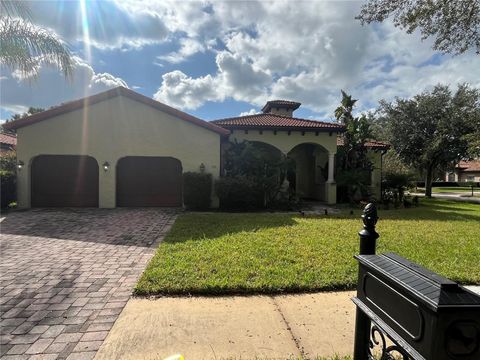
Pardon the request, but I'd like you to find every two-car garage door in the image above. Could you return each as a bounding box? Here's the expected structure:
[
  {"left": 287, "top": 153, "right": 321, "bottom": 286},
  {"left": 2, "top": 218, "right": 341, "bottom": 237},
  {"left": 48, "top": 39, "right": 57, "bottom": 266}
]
[
  {"left": 116, "top": 157, "right": 182, "bottom": 207},
  {"left": 31, "top": 155, "right": 182, "bottom": 207},
  {"left": 31, "top": 155, "right": 99, "bottom": 207}
]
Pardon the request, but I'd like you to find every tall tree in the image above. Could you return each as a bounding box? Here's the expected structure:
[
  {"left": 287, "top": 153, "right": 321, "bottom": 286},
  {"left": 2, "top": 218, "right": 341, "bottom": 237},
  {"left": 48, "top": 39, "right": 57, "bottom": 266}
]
[
  {"left": 356, "top": 0, "right": 480, "bottom": 55},
  {"left": 0, "top": 0, "right": 73, "bottom": 78},
  {"left": 378, "top": 84, "right": 480, "bottom": 197},
  {"left": 1, "top": 107, "right": 45, "bottom": 134},
  {"left": 335, "top": 91, "right": 373, "bottom": 202}
]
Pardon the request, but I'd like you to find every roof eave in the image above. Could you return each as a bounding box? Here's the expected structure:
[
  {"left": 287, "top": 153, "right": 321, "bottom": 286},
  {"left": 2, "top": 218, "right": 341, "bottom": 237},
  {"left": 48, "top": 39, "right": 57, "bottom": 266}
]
[
  {"left": 217, "top": 124, "right": 346, "bottom": 132},
  {"left": 3, "top": 87, "right": 230, "bottom": 136}
]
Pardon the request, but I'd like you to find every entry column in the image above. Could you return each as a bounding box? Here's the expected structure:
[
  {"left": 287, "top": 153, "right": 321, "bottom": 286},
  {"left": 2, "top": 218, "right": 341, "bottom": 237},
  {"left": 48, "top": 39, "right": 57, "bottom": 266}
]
[{"left": 325, "top": 152, "right": 336, "bottom": 204}]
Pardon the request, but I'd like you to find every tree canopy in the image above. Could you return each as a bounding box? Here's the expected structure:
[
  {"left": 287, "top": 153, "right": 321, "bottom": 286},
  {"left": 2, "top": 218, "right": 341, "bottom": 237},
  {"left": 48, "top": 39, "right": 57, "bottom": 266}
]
[
  {"left": 377, "top": 83, "right": 480, "bottom": 196},
  {"left": 356, "top": 0, "right": 480, "bottom": 55}
]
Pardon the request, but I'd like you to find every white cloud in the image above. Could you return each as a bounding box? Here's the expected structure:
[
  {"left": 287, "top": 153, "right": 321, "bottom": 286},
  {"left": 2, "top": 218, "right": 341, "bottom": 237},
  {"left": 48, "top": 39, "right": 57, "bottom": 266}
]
[
  {"left": 7, "top": 1, "right": 480, "bottom": 117},
  {"left": 0, "top": 57, "right": 127, "bottom": 113},
  {"left": 26, "top": 0, "right": 169, "bottom": 50},
  {"left": 153, "top": 70, "right": 220, "bottom": 110},
  {"left": 157, "top": 38, "right": 205, "bottom": 64},
  {"left": 239, "top": 108, "right": 259, "bottom": 116},
  {"left": 149, "top": 1, "right": 480, "bottom": 115}
]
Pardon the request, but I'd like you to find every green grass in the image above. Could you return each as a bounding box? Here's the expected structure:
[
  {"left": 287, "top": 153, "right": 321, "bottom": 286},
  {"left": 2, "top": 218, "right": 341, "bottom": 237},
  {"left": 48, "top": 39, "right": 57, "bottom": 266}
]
[{"left": 135, "top": 199, "right": 480, "bottom": 296}]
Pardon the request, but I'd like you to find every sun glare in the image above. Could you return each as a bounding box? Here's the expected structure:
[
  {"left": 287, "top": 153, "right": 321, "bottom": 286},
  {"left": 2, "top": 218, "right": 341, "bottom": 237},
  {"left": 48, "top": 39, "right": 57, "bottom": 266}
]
[{"left": 79, "top": 0, "right": 92, "bottom": 66}]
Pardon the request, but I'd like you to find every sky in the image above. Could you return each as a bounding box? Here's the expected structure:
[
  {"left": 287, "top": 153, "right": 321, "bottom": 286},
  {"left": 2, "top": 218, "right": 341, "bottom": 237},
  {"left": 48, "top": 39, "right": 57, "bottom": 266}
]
[{"left": 1, "top": 0, "right": 480, "bottom": 123}]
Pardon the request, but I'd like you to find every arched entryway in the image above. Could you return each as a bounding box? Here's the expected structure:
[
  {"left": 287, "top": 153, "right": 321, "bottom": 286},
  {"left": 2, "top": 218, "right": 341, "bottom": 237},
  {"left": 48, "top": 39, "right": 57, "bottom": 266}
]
[
  {"left": 116, "top": 156, "right": 182, "bottom": 207},
  {"left": 31, "top": 155, "right": 99, "bottom": 207},
  {"left": 287, "top": 143, "right": 330, "bottom": 201}
]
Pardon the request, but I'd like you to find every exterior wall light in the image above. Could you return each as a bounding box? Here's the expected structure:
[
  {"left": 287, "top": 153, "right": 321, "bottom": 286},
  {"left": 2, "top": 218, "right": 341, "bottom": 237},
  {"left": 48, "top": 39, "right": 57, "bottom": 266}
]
[
  {"left": 103, "top": 161, "right": 110, "bottom": 172},
  {"left": 199, "top": 163, "right": 206, "bottom": 173},
  {"left": 17, "top": 160, "right": 24, "bottom": 170}
]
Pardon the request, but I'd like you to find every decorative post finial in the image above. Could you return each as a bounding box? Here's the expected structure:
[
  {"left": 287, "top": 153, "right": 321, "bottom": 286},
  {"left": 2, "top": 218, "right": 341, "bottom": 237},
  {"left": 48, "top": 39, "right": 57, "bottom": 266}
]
[
  {"left": 358, "top": 203, "right": 379, "bottom": 256},
  {"left": 362, "top": 203, "right": 378, "bottom": 230}
]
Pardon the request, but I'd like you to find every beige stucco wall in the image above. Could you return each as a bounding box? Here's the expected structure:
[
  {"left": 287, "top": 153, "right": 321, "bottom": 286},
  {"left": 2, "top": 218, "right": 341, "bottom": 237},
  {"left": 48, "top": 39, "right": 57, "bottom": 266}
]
[
  {"left": 229, "top": 129, "right": 338, "bottom": 155},
  {"left": 15, "top": 95, "right": 221, "bottom": 208},
  {"left": 457, "top": 172, "right": 480, "bottom": 182}
]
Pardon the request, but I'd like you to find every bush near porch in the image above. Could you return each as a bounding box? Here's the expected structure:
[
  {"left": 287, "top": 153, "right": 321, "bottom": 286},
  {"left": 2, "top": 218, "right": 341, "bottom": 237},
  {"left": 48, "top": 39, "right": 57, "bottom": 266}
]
[{"left": 135, "top": 199, "right": 480, "bottom": 295}]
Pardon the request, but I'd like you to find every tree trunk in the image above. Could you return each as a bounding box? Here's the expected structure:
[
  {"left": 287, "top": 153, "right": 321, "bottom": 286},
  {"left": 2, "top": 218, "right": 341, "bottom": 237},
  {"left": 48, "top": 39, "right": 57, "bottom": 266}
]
[{"left": 425, "top": 166, "right": 433, "bottom": 198}]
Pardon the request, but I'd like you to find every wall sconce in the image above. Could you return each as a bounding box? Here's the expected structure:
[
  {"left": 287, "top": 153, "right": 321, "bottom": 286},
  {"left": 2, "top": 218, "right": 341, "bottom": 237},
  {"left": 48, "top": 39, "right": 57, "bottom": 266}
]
[
  {"left": 17, "top": 160, "right": 24, "bottom": 170},
  {"left": 199, "top": 163, "right": 206, "bottom": 173},
  {"left": 103, "top": 161, "right": 110, "bottom": 172}
]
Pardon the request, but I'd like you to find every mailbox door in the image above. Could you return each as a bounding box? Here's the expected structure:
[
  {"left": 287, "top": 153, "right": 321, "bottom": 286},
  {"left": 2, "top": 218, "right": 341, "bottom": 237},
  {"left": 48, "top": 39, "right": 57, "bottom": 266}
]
[{"left": 434, "top": 308, "right": 480, "bottom": 360}]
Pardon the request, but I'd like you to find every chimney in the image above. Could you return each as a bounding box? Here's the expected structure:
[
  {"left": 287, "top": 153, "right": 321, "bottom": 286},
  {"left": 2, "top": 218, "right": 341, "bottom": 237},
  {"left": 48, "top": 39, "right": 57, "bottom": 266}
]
[{"left": 261, "top": 100, "right": 301, "bottom": 117}]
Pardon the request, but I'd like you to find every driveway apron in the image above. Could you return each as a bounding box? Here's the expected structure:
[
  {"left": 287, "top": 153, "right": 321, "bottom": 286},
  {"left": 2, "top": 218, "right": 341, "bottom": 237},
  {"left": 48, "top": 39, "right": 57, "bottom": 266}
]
[{"left": 0, "top": 208, "right": 176, "bottom": 360}]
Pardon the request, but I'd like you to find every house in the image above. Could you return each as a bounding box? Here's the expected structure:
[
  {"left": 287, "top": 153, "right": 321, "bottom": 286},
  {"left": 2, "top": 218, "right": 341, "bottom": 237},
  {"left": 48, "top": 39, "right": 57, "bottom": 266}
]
[
  {"left": 4, "top": 87, "right": 386, "bottom": 208},
  {"left": 0, "top": 132, "right": 17, "bottom": 153},
  {"left": 445, "top": 160, "right": 480, "bottom": 182}
]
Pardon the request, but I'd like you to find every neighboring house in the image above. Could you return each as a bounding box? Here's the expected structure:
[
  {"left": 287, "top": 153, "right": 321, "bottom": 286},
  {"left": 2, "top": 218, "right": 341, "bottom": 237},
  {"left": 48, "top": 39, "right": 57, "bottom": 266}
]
[
  {"left": 0, "top": 132, "right": 17, "bottom": 152},
  {"left": 4, "top": 87, "right": 386, "bottom": 208},
  {"left": 445, "top": 160, "right": 480, "bottom": 182}
]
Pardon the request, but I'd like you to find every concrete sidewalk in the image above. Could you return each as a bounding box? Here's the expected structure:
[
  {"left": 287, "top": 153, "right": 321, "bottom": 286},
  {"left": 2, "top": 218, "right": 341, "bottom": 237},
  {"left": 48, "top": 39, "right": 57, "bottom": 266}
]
[
  {"left": 95, "top": 287, "right": 480, "bottom": 360},
  {"left": 95, "top": 291, "right": 356, "bottom": 360},
  {"left": 410, "top": 192, "right": 480, "bottom": 203}
]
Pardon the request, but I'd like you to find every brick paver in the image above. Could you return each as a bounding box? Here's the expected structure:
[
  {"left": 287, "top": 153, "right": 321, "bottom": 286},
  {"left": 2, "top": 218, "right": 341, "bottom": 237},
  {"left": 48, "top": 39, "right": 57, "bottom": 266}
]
[{"left": 0, "top": 208, "right": 176, "bottom": 359}]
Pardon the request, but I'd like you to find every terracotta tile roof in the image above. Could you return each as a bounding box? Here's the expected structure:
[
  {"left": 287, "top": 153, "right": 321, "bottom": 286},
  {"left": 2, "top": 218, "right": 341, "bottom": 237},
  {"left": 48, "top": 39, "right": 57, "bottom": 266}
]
[
  {"left": 3, "top": 87, "right": 230, "bottom": 136},
  {"left": 261, "top": 100, "right": 301, "bottom": 113},
  {"left": 337, "top": 137, "right": 390, "bottom": 149},
  {"left": 0, "top": 133, "right": 17, "bottom": 146},
  {"left": 212, "top": 113, "right": 345, "bottom": 132},
  {"left": 456, "top": 160, "right": 480, "bottom": 172}
]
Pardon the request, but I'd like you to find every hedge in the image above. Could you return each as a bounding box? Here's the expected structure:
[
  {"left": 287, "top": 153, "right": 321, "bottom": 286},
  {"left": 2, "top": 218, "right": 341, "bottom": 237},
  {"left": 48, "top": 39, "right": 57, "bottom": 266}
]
[{"left": 183, "top": 172, "right": 212, "bottom": 210}]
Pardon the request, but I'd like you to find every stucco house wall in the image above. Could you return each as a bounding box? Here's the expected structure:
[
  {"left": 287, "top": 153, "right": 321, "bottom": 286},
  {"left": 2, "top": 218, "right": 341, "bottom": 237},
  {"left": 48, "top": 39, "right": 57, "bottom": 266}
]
[
  {"left": 229, "top": 129, "right": 337, "bottom": 154},
  {"left": 15, "top": 94, "right": 221, "bottom": 208}
]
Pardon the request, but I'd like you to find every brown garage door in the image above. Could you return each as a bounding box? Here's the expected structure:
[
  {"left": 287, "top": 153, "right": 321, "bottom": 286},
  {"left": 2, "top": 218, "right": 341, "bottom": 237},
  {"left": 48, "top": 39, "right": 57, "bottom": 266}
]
[
  {"left": 116, "top": 156, "right": 182, "bottom": 207},
  {"left": 31, "top": 155, "right": 99, "bottom": 207}
]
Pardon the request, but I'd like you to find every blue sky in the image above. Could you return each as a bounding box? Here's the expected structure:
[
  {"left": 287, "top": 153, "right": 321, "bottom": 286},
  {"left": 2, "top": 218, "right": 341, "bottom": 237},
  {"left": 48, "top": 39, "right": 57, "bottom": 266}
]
[{"left": 1, "top": 0, "right": 479, "bottom": 123}]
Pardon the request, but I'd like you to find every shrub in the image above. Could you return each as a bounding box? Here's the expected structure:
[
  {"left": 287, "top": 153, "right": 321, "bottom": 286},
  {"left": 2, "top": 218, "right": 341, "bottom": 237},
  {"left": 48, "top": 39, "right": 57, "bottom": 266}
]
[
  {"left": 183, "top": 172, "right": 212, "bottom": 210},
  {"left": 0, "top": 151, "right": 16, "bottom": 209},
  {"left": 382, "top": 171, "right": 414, "bottom": 209},
  {"left": 1, "top": 171, "right": 16, "bottom": 209},
  {"left": 215, "top": 176, "right": 263, "bottom": 210}
]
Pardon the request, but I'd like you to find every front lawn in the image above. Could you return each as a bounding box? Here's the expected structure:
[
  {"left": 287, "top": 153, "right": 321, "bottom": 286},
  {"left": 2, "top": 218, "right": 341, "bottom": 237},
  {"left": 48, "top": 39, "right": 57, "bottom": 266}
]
[{"left": 135, "top": 199, "right": 480, "bottom": 295}]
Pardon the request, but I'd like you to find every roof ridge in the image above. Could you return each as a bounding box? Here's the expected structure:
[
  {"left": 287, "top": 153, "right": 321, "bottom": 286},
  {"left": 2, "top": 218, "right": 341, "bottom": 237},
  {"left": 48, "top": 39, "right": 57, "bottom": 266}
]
[
  {"left": 213, "top": 112, "right": 339, "bottom": 126},
  {"left": 4, "top": 87, "right": 229, "bottom": 136}
]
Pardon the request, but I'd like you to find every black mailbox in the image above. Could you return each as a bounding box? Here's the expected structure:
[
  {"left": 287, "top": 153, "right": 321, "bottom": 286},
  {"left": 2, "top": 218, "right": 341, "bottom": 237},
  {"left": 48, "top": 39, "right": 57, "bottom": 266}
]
[{"left": 353, "top": 252, "right": 480, "bottom": 360}]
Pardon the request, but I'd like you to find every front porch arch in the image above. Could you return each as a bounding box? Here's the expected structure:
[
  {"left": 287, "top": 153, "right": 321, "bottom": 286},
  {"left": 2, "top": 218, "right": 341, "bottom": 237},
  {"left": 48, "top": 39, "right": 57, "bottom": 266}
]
[
  {"left": 229, "top": 129, "right": 338, "bottom": 155},
  {"left": 287, "top": 143, "right": 336, "bottom": 204}
]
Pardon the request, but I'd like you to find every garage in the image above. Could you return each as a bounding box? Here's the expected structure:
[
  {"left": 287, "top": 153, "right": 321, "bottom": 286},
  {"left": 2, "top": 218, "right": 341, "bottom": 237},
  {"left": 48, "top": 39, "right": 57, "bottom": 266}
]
[
  {"left": 5, "top": 87, "right": 226, "bottom": 208},
  {"left": 116, "top": 156, "right": 183, "bottom": 207},
  {"left": 31, "top": 155, "right": 99, "bottom": 207}
]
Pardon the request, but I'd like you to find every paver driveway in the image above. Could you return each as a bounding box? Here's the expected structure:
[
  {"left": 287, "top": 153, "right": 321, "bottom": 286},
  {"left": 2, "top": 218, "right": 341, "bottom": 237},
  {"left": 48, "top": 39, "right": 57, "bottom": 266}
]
[{"left": 0, "top": 208, "right": 177, "bottom": 360}]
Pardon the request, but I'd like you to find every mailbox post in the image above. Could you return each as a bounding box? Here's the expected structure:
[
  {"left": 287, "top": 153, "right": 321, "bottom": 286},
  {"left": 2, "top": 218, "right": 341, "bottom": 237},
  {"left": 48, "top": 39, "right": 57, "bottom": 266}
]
[
  {"left": 353, "top": 203, "right": 379, "bottom": 360},
  {"left": 352, "top": 203, "right": 480, "bottom": 360}
]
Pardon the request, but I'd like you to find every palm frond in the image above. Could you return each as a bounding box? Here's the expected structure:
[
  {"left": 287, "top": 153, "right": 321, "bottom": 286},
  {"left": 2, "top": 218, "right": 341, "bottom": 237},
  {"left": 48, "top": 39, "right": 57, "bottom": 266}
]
[
  {"left": 0, "top": 18, "right": 73, "bottom": 79},
  {"left": 0, "top": 0, "right": 32, "bottom": 20}
]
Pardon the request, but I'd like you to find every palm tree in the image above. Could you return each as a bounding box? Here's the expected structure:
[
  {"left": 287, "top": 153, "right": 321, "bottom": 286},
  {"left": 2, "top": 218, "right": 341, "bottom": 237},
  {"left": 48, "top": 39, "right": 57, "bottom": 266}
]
[{"left": 0, "top": 0, "right": 73, "bottom": 78}]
